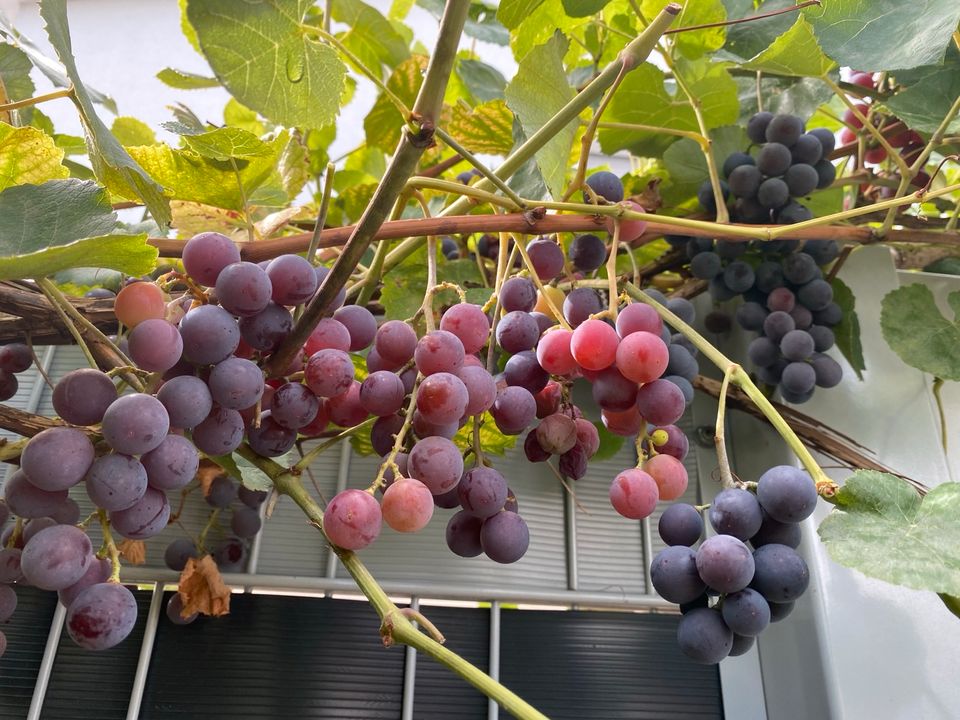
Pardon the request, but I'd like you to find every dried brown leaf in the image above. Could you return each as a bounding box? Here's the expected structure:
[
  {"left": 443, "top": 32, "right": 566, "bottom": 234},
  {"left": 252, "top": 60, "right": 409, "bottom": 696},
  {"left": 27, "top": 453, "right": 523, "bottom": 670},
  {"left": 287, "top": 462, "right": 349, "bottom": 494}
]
[
  {"left": 178, "top": 554, "right": 231, "bottom": 617},
  {"left": 118, "top": 539, "right": 146, "bottom": 565},
  {"left": 196, "top": 459, "right": 224, "bottom": 497}
]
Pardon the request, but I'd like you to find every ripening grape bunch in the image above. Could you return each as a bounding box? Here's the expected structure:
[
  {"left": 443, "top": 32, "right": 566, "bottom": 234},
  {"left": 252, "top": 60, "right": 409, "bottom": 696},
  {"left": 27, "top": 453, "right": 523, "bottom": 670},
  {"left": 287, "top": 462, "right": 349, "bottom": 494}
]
[
  {"left": 682, "top": 234, "right": 844, "bottom": 403},
  {"left": 652, "top": 465, "right": 816, "bottom": 664},
  {"left": 699, "top": 111, "right": 836, "bottom": 225}
]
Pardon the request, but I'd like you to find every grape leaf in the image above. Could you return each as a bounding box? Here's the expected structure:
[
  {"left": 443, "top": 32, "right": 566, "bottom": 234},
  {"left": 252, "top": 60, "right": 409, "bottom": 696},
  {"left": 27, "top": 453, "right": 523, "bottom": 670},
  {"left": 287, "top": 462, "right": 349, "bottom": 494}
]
[
  {"left": 106, "top": 132, "right": 294, "bottom": 212},
  {"left": 332, "top": 0, "right": 410, "bottom": 71},
  {"left": 454, "top": 412, "right": 518, "bottom": 457},
  {"left": 923, "top": 257, "right": 960, "bottom": 276},
  {"left": 110, "top": 117, "right": 157, "bottom": 147},
  {"left": 803, "top": 0, "right": 960, "bottom": 71},
  {"left": 456, "top": 58, "right": 507, "bottom": 103},
  {"left": 562, "top": 0, "right": 610, "bottom": 18},
  {"left": 0, "top": 231, "right": 155, "bottom": 280},
  {"left": 156, "top": 67, "right": 220, "bottom": 89},
  {"left": 447, "top": 100, "right": 514, "bottom": 156},
  {"left": 0, "top": 122, "right": 68, "bottom": 191},
  {"left": 742, "top": 16, "right": 835, "bottom": 77},
  {"left": 417, "top": 0, "right": 509, "bottom": 46},
  {"left": 186, "top": 0, "right": 346, "bottom": 129},
  {"left": 884, "top": 48, "right": 960, "bottom": 135},
  {"left": 591, "top": 420, "right": 625, "bottom": 462},
  {"left": 721, "top": 0, "right": 797, "bottom": 61},
  {"left": 364, "top": 54, "right": 428, "bottom": 152},
  {"left": 504, "top": 33, "right": 576, "bottom": 201},
  {"left": 818, "top": 471, "right": 960, "bottom": 597},
  {"left": 661, "top": 125, "right": 748, "bottom": 208},
  {"left": 880, "top": 283, "right": 960, "bottom": 382},
  {"left": 223, "top": 99, "right": 266, "bottom": 136},
  {"left": 39, "top": 0, "right": 171, "bottom": 228},
  {"left": 599, "top": 60, "right": 739, "bottom": 158},
  {"left": 830, "top": 277, "right": 865, "bottom": 382},
  {"left": 0, "top": 43, "right": 35, "bottom": 108},
  {"left": 642, "top": 0, "right": 726, "bottom": 60},
  {"left": 182, "top": 127, "right": 272, "bottom": 161},
  {"left": 736, "top": 75, "right": 834, "bottom": 124},
  {"left": 497, "top": 0, "right": 546, "bottom": 29},
  {"left": 508, "top": 0, "right": 588, "bottom": 61}
]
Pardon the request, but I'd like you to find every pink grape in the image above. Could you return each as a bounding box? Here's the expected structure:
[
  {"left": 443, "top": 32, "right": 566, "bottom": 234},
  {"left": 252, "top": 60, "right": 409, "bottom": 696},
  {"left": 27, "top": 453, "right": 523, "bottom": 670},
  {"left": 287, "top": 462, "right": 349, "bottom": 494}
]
[
  {"left": 325, "top": 381, "right": 368, "bottom": 427},
  {"left": 457, "top": 365, "right": 497, "bottom": 416},
  {"left": 375, "top": 320, "right": 418, "bottom": 365},
  {"left": 616, "top": 302, "right": 662, "bottom": 338},
  {"left": 323, "top": 489, "right": 382, "bottom": 550},
  {"left": 536, "top": 329, "right": 578, "bottom": 375},
  {"left": 305, "top": 349, "right": 355, "bottom": 398},
  {"left": 382, "top": 478, "right": 434, "bottom": 532},
  {"left": 601, "top": 405, "right": 643, "bottom": 437},
  {"left": 416, "top": 372, "right": 468, "bottom": 425},
  {"left": 644, "top": 453, "right": 689, "bottom": 500},
  {"left": 408, "top": 436, "right": 463, "bottom": 494},
  {"left": 609, "top": 469, "right": 659, "bottom": 519},
  {"left": 570, "top": 319, "right": 618, "bottom": 371},
  {"left": 616, "top": 331, "right": 669, "bottom": 383},
  {"left": 575, "top": 419, "right": 600, "bottom": 458},
  {"left": 439, "top": 303, "right": 490, "bottom": 354},
  {"left": 304, "top": 318, "right": 351, "bottom": 356},
  {"left": 415, "top": 330, "right": 465, "bottom": 375},
  {"left": 182, "top": 231, "right": 240, "bottom": 286}
]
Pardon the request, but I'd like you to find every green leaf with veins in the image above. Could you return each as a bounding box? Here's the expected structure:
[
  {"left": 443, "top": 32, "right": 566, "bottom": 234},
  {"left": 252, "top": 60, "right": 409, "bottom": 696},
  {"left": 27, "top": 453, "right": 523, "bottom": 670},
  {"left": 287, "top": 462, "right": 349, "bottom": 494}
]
[
  {"left": 186, "top": 0, "right": 346, "bottom": 130},
  {"left": 721, "top": 0, "right": 797, "bottom": 62},
  {"left": 881, "top": 283, "right": 960, "bottom": 382},
  {"left": 831, "top": 277, "right": 865, "bottom": 381},
  {"left": 819, "top": 472, "right": 960, "bottom": 597},
  {"left": 105, "top": 132, "right": 294, "bottom": 212},
  {"left": 803, "top": 0, "right": 960, "bottom": 71},
  {"left": 660, "top": 125, "right": 747, "bottom": 208},
  {"left": 642, "top": 0, "right": 726, "bottom": 60},
  {"left": 39, "top": 0, "right": 171, "bottom": 227},
  {"left": 0, "top": 43, "right": 36, "bottom": 104},
  {"left": 497, "top": 0, "right": 546, "bottom": 29},
  {"left": 0, "top": 122, "right": 68, "bottom": 191},
  {"left": 505, "top": 33, "right": 576, "bottom": 200},
  {"left": 223, "top": 99, "right": 267, "bottom": 136},
  {"left": 332, "top": 0, "right": 410, "bottom": 71},
  {"left": 508, "top": 0, "right": 587, "bottom": 62},
  {"left": 0, "top": 179, "right": 117, "bottom": 256},
  {"left": 183, "top": 127, "right": 272, "bottom": 161},
  {"left": 884, "top": 48, "right": 960, "bottom": 135},
  {"left": 110, "top": 117, "right": 157, "bottom": 147},
  {"left": 742, "top": 16, "right": 835, "bottom": 77},
  {"left": 0, "top": 233, "right": 156, "bottom": 280},
  {"left": 364, "top": 54, "right": 428, "bottom": 152},
  {"left": 156, "top": 67, "right": 220, "bottom": 90},
  {"left": 457, "top": 58, "right": 507, "bottom": 103},
  {"left": 599, "top": 60, "right": 739, "bottom": 158},
  {"left": 447, "top": 100, "right": 515, "bottom": 156}
]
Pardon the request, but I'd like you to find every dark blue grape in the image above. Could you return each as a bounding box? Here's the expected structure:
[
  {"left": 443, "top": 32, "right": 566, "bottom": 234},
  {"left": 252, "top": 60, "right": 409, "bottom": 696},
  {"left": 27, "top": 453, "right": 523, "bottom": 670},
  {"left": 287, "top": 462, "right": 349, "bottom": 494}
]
[
  {"left": 755, "top": 261, "right": 785, "bottom": 293},
  {"left": 814, "top": 159, "right": 836, "bottom": 189},
  {"left": 736, "top": 302, "right": 768, "bottom": 332},
  {"left": 811, "top": 352, "right": 843, "bottom": 388},
  {"left": 781, "top": 362, "right": 816, "bottom": 395},
  {"left": 780, "top": 330, "right": 814, "bottom": 361},
  {"left": 747, "top": 112, "right": 774, "bottom": 144},
  {"left": 758, "top": 178, "right": 790, "bottom": 209},
  {"left": 723, "top": 261, "right": 755, "bottom": 293},
  {"left": 750, "top": 510, "right": 801, "bottom": 549},
  {"left": 756, "top": 465, "right": 817, "bottom": 523},
  {"left": 584, "top": 171, "right": 624, "bottom": 203},
  {"left": 722, "top": 588, "right": 770, "bottom": 636},
  {"left": 666, "top": 297, "right": 696, "bottom": 326},
  {"left": 666, "top": 344, "right": 698, "bottom": 381},
  {"left": 658, "top": 504, "right": 703, "bottom": 547},
  {"left": 785, "top": 164, "right": 818, "bottom": 196},
  {"left": 650, "top": 546, "right": 706, "bottom": 603},
  {"left": 808, "top": 127, "right": 835, "bottom": 155},
  {"left": 697, "top": 180, "right": 729, "bottom": 214},
  {"left": 809, "top": 325, "right": 835, "bottom": 352},
  {"left": 776, "top": 202, "right": 813, "bottom": 224},
  {"left": 677, "top": 608, "right": 733, "bottom": 664},
  {"left": 716, "top": 240, "right": 747, "bottom": 260},
  {"left": 757, "top": 143, "right": 792, "bottom": 176},
  {"left": 690, "top": 251, "right": 722, "bottom": 279},
  {"left": 813, "top": 303, "right": 843, "bottom": 326},
  {"left": 569, "top": 234, "right": 607, "bottom": 272},
  {"left": 763, "top": 311, "right": 796, "bottom": 343},
  {"left": 722, "top": 152, "right": 755, "bottom": 178},
  {"left": 802, "top": 240, "right": 840, "bottom": 266},
  {"left": 765, "top": 115, "right": 804, "bottom": 146},
  {"left": 791, "top": 134, "right": 823, "bottom": 165},
  {"left": 709, "top": 488, "right": 763, "bottom": 541},
  {"left": 750, "top": 543, "right": 809, "bottom": 603},
  {"left": 728, "top": 165, "right": 762, "bottom": 199},
  {"left": 797, "top": 279, "right": 833, "bottom": 311}
]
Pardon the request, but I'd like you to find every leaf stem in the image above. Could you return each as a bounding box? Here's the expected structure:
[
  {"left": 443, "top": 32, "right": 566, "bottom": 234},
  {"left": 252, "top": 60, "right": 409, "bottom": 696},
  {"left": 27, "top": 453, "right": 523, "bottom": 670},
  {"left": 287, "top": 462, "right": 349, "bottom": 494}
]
[
  {"left": 663, "top": 0, "right": 820, "bottom": 34},
  {"left": 0, "top": 85, "right": 73, "bottom": 112},
  {"left": 623, "top": 282, "right": 838, "bottom": 497},
  {"left": 307, "top": 163, "right": 336, "bottom": 265},
  {"left": 97, "top": 509, "right": 122, "bottom": 583},
  {"left": 932, "top": 377, "right": 948, "bottom": 453},
  {"left": 593, "top": 120, "right": 707, "bottom": 147},
  {"left": 37, "top": 277, "right": 98, "bottom": 369},
  {"left": 715, "top": 365, "right": 736, "bottom": 489},
  {"left": 433, "top": 127, "right": 527, "bottom": 209},
  {"left": 263, "top": 0, "right": 470, "bottom": 378},
  {"left": 293, "top": 417, "right": 377, "bottom": 473}
]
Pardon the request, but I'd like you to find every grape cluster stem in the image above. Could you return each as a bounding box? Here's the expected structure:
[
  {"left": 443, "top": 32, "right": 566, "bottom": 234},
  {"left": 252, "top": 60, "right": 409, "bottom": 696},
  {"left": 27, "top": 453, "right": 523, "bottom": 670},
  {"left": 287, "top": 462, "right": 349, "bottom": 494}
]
[{"left": 96, "top": 509, "right": 122, "bottom": 583}]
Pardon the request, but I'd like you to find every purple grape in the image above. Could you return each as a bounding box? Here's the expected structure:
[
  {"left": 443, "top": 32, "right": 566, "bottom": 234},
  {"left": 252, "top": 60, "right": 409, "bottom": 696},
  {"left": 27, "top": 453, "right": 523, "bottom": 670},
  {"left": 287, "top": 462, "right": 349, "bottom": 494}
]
[
  {"left": 59, "top": 557, "right": 112, "bottom": 608},
  {"left": 157, "top": 375, "right": 213, "bottom": 430},
  {"left": 458, "top": 365, "right": 497, "bottom": 416},
  {"left": 231, "top": 506, "right": 262, "bottom": 538},
  {"left": 756, "top": 465, "right": 817, "bottom": 522},
  {"left": 500, "top": 277, "right": 537, "bottom": 313},
  {"left": 415, "top": 330, "right": 465, "bottom": 376},
  {"left": 569, "top": 233, "right": 607, "bottom": 272},
  {"left": 238, "top": 486, "right": 268, "bottom": 508},
  {"left": 52, "top": 369, "right": 117, "bottom": 426},
  {"left": 164, "top": 538, "right": 199, "bottom": 571},
  {"left": 179, "top": 304, "right": 241, "bottom": 365},
  {"left": 750, "top": 510, "right": 801, "bottom": 549},
  {"left": 658, "top": 504, "right": 704, "bottom": 547},
  {"left": 370, "top": 414, "right": 404, "bottom": 455},
  {"left": 526, "top": 238, "right": 564, "bottom": 280},
  {"left": 270, "top": 382, "right": 319, "bottom": 429},
  {"left": 563, "top": 288, "right": 603, "bottom": 328},
  {"left": 636, "top": 379, "right": 685, "bottom": 426},
  {"left": 266, "top": 254, "right": 318, "bottom": 306},
  {"left": 458, "top": 467, "right": 508, "bottom": 519},
  {"left": 696, "top": 535, "right": 755, "bottom": 593},
  {"left": 182, "top": 231, "right": 240, "bottom": 286},
  {"left": 439, "top": 304, "right": 490, "bottom": 355},
  {"left": 334, "top": 305, "right": 378, "bottom": 351},
  {"left": 66, "top": 582, "right": 138, "bottom": 650},
  {"left": 584, "top": 171, "right": 624, "bottom": 203},
  {"left": 495, "top": 311, "right": 539, "bottom": 353},
  {"left": 20, "top": 427, "right": 95, "bottom": 491},
  {"left": 504, "top": 350, "right": 549, "bottom": 394},
  {"left": 208, "top": 356, "right": 264, "bottom": 410},
  {"left": 591, "top": 366, "right": 639, "bottom": 411},
  {"left": 206, "top": 475, "right": 237, "bottom": 508},
  {"left": 101, "top": 393, "right": 170, "bottom": 455},
  {"left": 216, "top": 262, "right": 273, "bottom": 317},
  {"left": 238, "top": 302, "right": 293, "bottom": 352},
  {"left": 313, "top": 266, "right": 347, "bottom": 310},
  {"left": 191, "top": 405, "right": 245, "bottom": 455},
  {"left": 750, "top": 543, "right": 809, "bottom": 603},
  {"left": 305, "top": 349, "right": 355, "bottom": 399},
  {"left": 491, "top": 386, "right": 536, "bottom": 435},
  {"left": 21, "top": 524, "right": 93, "bottom": 590},
  {"left": 213, "top": 535, "right": 248, "bottom": 570},
  {"left": 246, "top": 411, "right": 298, "bottom": 456},
  {"left": 360, "top": 371, "right": 406, "bottom": 417},
  {"left": 409, "top": 436, "right": 464, "bottom": 495},
  {"left": 166, "top": 592, "right": 198, "bottom": 625},
  {"left": 110, "top": 487, "right": 170, "bottom": 539},
  {"left": 651, "top": 546, "right": 707, "bottom": 603},
  {"left": 85, "top": 454, "right": 148, "bottom": 511},
  {"left": 709, "top": 488, "right": 763, "bottom": 541},
  {"left": 375, "top": 320, "right": 418, "bottom": 365},
  {"left": 480, "top": 511, "right": 529, "bottom": 563},
  {"left": 416, "top": 372, "right": 468, "bottom": 425},
  {"left": 446, "top": 511, "right": 483, "bottom": 557},
  {"left": 677, "top": 608, "right": 732, "bottom": 664},
  {"left": 4, "top": 469, "right": 68, "bottom": 518},
  {"left": 128, "top": 318, "right": 184, "bottom": 372},
  {"left": 22, "top": 517, "right": 57, "bottom": 543}
]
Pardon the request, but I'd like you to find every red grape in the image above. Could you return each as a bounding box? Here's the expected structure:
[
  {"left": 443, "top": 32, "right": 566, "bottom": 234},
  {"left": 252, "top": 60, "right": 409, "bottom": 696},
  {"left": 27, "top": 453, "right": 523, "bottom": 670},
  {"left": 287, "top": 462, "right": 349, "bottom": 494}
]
[
  {"left": 570, "top": 319, "right": 618, "bottom": 371},
  {"left": 323, "top": 489, "right": 382, "bottom": 550},
  {"left": 609, "top": 468, "right": 659, "bottom": 519},
  {"left": 114, "top": 282, "right": 166, "bottom": 328},
  {"left": 536, "top": 329, "right": 577, "bottom": 375},
  {"left": 382, "top": 478, "right": 434, "bottom": 532},
  {"left": 644, "top": 453, "right": 688, "bottom": 500},
  {"left": 616, "top": 331, "right": 669, "bottom": 383}
]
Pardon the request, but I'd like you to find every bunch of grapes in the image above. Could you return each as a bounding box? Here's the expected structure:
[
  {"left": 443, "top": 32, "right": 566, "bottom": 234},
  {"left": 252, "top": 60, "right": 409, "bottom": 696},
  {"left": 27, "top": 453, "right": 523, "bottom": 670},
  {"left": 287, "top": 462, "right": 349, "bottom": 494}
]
[
  {"left": 700, "top": 112, "right": 836, "bottom": 224},
  {"left": 838, "top": 71, "right": 926, "bottom": 181},
  {"left": 683, "top": 235, "right": 844, "bottom": 403},
  {"left": 0, "top": 344, "right": 37, "bottom": 402},
  {"left": 651, "top": 465, "right": 816, "bottom": 664}
]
